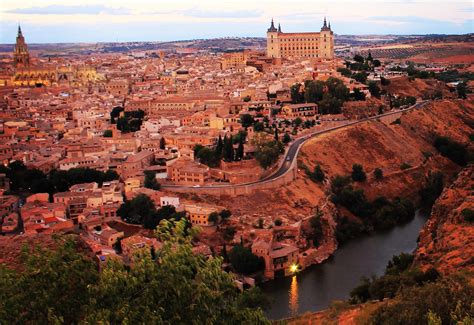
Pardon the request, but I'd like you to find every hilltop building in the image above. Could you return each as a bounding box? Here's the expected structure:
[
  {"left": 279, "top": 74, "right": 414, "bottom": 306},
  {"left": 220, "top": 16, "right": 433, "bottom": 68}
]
[
  {"left": 8, "top": 26, "right": 102, "bottom": 87},
  {"left": 14, "top": 25, "right": 30, "bottom": 68},
  {"left": 266, "top": 18, "right": 334, "bottom": 59}
]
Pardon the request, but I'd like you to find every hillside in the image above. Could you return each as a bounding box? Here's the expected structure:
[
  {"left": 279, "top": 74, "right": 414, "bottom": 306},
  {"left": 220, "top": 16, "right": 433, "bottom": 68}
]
[
  {"left": 381, "top": 76, "right": 452, "bottom": 98},
  {"left": 178, "top": 99, "right": 473, "bottom": 249},
  {"left": 415, "top": 165, "right": 474, "bottom": 274}
]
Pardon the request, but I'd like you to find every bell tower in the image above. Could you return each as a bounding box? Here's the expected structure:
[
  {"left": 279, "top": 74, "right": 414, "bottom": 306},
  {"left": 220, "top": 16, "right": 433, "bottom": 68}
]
[{"left": 14, "top": 25, "right": 30, "bottom": 68}]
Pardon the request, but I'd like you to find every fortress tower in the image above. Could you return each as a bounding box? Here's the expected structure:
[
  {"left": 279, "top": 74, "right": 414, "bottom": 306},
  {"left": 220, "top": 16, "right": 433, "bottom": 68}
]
[
  {"left": 14, "top": 25, "right": 30, "bottom": 68},
  {"left": 266, "top": 18, "right": 334, "bottom": 60}
]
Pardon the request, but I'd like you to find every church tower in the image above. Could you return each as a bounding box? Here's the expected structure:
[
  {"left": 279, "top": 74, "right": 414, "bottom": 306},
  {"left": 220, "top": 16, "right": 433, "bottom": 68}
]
[{"left": 14, "top": 25, "right": 30, "bottom": 68}]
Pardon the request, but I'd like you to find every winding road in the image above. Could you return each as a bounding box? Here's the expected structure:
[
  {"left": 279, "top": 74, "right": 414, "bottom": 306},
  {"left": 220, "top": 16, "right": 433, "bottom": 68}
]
[{"left": 162, "top": 101, "right": 429, "bottom": 190}]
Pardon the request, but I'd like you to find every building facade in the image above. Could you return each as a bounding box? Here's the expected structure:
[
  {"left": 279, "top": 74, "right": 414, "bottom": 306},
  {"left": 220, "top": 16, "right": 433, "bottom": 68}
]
[{"left": 266, "top": 18, "right": 334, "bottom": 59}]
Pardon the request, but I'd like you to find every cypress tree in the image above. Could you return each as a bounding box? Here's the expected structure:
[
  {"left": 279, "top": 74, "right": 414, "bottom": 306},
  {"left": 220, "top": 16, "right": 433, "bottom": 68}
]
[
  {"left": 216, "top": 135, "right": 223, "bottom": 156},
  {"left": 236, "top": 140, "right": 244, "bottom": 160}
]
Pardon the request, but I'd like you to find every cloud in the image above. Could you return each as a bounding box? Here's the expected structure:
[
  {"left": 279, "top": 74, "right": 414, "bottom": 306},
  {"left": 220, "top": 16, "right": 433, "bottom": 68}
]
[
  {"left": 180, "top": 8, "right": 262, "bottom": 18},
  {"left": 7, "top": 5, "right": 131, "bottom": 15}
]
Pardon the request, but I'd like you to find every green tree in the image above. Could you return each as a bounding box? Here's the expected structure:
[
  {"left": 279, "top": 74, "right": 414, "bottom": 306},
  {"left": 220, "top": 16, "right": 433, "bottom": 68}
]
[
  {"left": 282, "top": 133, "right": 291, "bottom": 144},
  {"left": 368, "top": 81, "right": 381, "bottom": 98},
  {"left": 304, "top": 80, "right": 325, "bottom": 103},
  {"left": 117, "top": 194, "right": 157, "bottom": 225},
  {"left": 240, "top": 114, "right": 254, "bottom": 128},
  {"left": 374, "top": 168, "right": 383, "bottom": 180},
  {"left": 351, "top": 164, "right": 367, "bottom": 182},
  {"left": 308, "top": 164, "right": 325, "bottom": 183},
  {"left": 419, "top": 172, "right": 444, "bottom": 210},
  {"left": 242, "top": 95, "right": 251, "bottom": 102},
  {"left": 223, "top": 135, "right": 234, "bottom": 162},
  {"left": 0, "top": 220, "right": 270, "bottom": 324},
  {"left": 103, "top": 130, "right": 113, "bottom": 137},
  {"left": 353, "top": 54, "right": 364, "bottom": 63},
  {"left": 255, "top": 140, "right": 283, "bottom": 169},
  {"left": 290, "top": 83, "right": 305, "bottom": 103},
  {"left": 220, "top": 209, "right": 232, "bottom": 221},
  {"left": 236, "top": 140, "right": 244, "bottom": 160},
  {"left": 229, "top": 244, "right": 265, "bottom": 275},
  {"left": 144, "top": 170, "right": 161, "bottom": 191},
  {"left": 208, "top": 212, "right": 219, "bottom": 224},
  {"left": 159, "top": 137, "right": 166, "bottom": 150}
]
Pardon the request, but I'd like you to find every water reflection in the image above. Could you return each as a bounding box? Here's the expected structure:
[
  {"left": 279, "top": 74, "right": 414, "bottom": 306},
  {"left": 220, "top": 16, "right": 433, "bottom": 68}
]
[{"left": 289, "top": 275, "right": 299, "bottom": 315}]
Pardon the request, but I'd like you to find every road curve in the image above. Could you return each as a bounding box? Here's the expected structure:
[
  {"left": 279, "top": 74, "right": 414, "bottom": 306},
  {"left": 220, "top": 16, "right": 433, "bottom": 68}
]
[{"left": 162, "top": 101, "right": 429, "bottom": 190}]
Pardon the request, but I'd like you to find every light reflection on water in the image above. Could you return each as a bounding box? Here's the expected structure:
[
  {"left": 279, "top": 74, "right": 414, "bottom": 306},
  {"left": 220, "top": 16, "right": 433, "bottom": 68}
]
[{"left": 289, "top": 275, "right": 299, "bottom": 316}]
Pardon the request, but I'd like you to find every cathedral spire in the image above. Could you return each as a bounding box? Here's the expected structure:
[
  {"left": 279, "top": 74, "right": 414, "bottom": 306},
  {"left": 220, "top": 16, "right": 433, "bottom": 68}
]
[
  {"left": 18, "top": 25, "right": 22, "bottom": 37},
  {"left": 323, "top": 16, "right": 327, "bottom": 28}
]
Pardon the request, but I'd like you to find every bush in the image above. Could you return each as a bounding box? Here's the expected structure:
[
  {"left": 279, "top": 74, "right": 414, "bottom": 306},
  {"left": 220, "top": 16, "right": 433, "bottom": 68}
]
[
  {"left": 307, "top": 164, "right": 325, "bottom": 183},
  {"left": 461, "top": 208, "right": 474, "bottom": 222},
  {"left": 274, "top": 218, "right": 282, "bottom": 226},
  {"left": 103, "top": 130, "right": 113, "bottom": 137},
  {"left": 351, "top": 164, "right": 367, "bottom": 182},
  {"left": 400, "top": 163, "right": 412, "bottom": 170},
  {"left": 374, "top": 168, "right": 383, "bottom": 180},
  {"left": 434, "top": 136, "right": 471, "bottom": 166},
  {"left": 419, "top": 172, "right": 444, "bottom": 210},
  {"left": 229, "top": 245, "right": 265, "bottom": 275}
]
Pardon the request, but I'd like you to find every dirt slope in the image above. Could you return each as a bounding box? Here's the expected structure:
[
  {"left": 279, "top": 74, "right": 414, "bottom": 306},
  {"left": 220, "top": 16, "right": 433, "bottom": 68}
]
[{"left": 415, "top": 165, "right": 474, "bottom": 274}]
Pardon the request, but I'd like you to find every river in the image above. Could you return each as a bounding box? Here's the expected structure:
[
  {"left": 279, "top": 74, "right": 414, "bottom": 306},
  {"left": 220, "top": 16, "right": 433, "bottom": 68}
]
[{"left": 259, "top": 210, "right": 428, "bottom": 320}]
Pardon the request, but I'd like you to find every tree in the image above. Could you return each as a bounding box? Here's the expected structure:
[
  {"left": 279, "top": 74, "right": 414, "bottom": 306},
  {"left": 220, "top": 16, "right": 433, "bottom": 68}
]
[
  {"left": 290, "top": 83, "right": 305, "bottom": 103},
  {"left": 242, "top": 95, "right": 251, "bottom": 102},
  {"left": 352, "top": 72, "right": 367, "bottom": 83},
  {"left": 144, "top": 170, "right": 161, "bottom": 191},
  {"left": 0, "top": 220, "right": 270, "bottom": 324},
  {"left": 220, "top": 209, "right": 232, "bottom": 221},
  {"left": 308, "top": 164, "right": 325, "bottom": 183},
  {"left": 117, "top": 194, "right": 157, "bottom": 225},
  {"left": 304, "top": 80, "right": 325, "bottom": 103},
  {"left": 240, "top": 114, "right": 254, "bottom": 128},
  {"left": 274, "top": 127, "right": 279, "bottom": 142},
  {"left": 208, "top": 212, "right": 219, "bottom": 224},
  {"left": 351, "top": 164, "right": 367, "bottom": 182},
  {"left": 309, "top": 211, "right": 324, "bottom": 246},
  {"left": 216, "top": 135, "right": 223, "bottom": 156},
  {"left": 236, "top": 140, "right": 244, "bottom": 161},
  {"left": 434, "top": 136, "right": 471, "bottom": 166},
  {"left": 419, "top": 172, "right": 444, "bottom": 210},
  {"left": 159, "top": 137, "right": 166, "bottom": 150},
  {"left": 223, "top": 135, "right": 234, "bottom": 162},
  {"left": 253, "top": 122, "right": 264, "bottom": 132},
  {"left": 103, "top": 130, "right": 113, "bottom": 137},
  {"left": 229, "top": 244, "right": 265, "bottom": 275},
  {"left": 368, "top": 81, "right": 381, "bottom": 98},
  {"left": 282, "top": 133, "right": 291, "bottom": 144},
  {"left": 352, "top": 88, "right": 366, "bottom": 101},
  {"left": 374, "top": 168, "right": 383, "bottom": 180},
  {"left": 373, "top": 59, "right": 381, "bottom": 67},
  {"left": 197, "top": 147, "right": 220, "bottom": 167},
  {"left": 255, "top": 140, "right": 283, "bottom": 169},
  {"left": 353, "top": 54, "right": 364, "bottom": 63}
]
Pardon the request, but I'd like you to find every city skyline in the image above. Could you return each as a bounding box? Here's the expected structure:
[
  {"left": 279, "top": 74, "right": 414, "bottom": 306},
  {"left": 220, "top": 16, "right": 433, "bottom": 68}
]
[{"left": 1, "top": 0, "right": 473, "bottom": 43}]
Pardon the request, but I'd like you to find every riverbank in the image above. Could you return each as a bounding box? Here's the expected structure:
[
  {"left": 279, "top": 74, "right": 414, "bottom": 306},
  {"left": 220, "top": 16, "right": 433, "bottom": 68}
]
[{"left": 259, "top": 210, "right": 428, "bottom": 319}]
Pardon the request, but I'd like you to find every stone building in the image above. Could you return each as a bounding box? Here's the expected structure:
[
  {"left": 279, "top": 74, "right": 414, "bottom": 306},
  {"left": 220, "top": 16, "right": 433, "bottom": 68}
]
[{"left": 266, "top": 18, "right": 334, "bottom": 59}]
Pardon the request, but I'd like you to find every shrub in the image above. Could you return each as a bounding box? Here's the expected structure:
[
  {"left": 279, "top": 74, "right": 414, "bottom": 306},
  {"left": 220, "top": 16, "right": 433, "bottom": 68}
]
[
  {"left": 400, "top": 163, "right": 412, "bottom": 170},
  {"left": 374, "top": 168, "right": 383, "bottom": 180},
  {"left": 229, "top": 245, "right": 265, "bottom": 275},
  {"left": 461, "top": 208, "right": 474, "bottom": 222},
  {"left": 351, "top": 164, "right": 367, "bottom": 182},
  {"left": 434, "top": 136, "right": 471, "bottom": 166}
]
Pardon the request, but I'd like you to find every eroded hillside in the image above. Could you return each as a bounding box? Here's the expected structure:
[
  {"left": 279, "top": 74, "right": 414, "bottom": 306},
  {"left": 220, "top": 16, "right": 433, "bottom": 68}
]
[{"left": 415, "top": 165, "right": 474, "bottom": 274}]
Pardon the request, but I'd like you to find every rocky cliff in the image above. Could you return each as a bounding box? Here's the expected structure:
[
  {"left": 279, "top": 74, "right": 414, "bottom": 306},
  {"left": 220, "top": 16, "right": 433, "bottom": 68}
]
[{"left": 415, "top": 165, "right": 474, "bottom": 274}]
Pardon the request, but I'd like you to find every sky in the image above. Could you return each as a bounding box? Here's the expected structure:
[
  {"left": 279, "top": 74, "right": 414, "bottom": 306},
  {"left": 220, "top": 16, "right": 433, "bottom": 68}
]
[{"left": 0, "top": 0, "right": 472, "bottom": 43}]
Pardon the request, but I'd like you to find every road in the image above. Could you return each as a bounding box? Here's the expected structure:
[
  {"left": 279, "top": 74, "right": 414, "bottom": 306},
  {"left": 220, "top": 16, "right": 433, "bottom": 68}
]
[{"left": 162, "top": 101, "right": 428, "bottom": 190}]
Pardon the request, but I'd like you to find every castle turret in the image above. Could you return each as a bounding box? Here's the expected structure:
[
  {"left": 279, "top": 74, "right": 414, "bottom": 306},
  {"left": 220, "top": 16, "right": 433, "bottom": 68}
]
[
  {"left": 278, "top": 23, "right": 282, "bottom": 33},
  {"left": 266, "top": 19, "right": 280, "bottom": 58},
  {"left": 267, "top": 19, "right": 277, "bottom": 32},
  {"left": 319, "top": 18, "right": 334, "bottom": 59}
]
